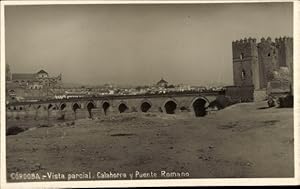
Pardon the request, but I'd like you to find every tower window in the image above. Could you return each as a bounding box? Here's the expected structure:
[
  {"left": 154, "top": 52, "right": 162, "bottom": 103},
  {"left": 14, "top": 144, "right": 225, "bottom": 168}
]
[
  {"left": 240, "top": 53, "right": 244, "bottom": 60},
  {"left": 241, "top": 70, "right": 246, "bottom": 80},
  {"left": 268, "top": 53, "right": 271, "bottom": 57}
]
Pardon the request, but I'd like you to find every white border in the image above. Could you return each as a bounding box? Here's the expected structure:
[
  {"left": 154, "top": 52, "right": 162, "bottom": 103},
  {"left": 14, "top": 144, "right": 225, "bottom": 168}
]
[
  {"left": 0, "top": 1, "right": 7, "bottom": 188},
  {"left": 293, "top": 0, "right": 299, "bottom": 185},
  {"left": 0, "top": 0, "right": 296, "bottom": 5},
  {"left": 0, "top": 1, "right": 299, "bottom": 188}
]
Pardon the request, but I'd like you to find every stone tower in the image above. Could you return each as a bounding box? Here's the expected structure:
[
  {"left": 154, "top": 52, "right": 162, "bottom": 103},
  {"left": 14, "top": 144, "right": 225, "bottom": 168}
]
[
  {"left": 275, "top": 37, "right": 293, "bottom": 81},
  {"left": 257, "top": 37, "right": 278, "bottom": 89},
  {"left": 232, "top": 38, "right": 260, "bottom": 89},
  {"left": 232, "top": 36, "right": 293, "bottom": 101}
]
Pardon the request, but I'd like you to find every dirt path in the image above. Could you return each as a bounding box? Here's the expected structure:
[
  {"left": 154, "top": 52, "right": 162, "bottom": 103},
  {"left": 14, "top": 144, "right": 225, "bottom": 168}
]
[{"left": 6, "top": 101, "right": 294, "bottom": 181}]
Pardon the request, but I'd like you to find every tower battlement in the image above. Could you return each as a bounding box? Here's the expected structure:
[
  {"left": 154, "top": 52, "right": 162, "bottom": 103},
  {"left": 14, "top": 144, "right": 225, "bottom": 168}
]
[
  {"left": 260, "top": 37, "right": 273, "bottom": 44},
  {"left": 275, "top": 36, "right": 293, "bottom": 47},
  {"left": 232, "top": 37, "right": 258, "bottom": 60},
  {"left": 275, "top": 36, "right": 293, "bottom": 42},
  {"left": 232, "top": 37, "right": 256, "bottom": 47}
]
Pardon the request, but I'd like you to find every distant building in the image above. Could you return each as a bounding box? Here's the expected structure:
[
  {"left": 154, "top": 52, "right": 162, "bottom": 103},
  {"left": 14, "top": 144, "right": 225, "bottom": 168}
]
[
  {"left": 36, "top": 69, "right": 49, "bottom": 78},
  {"left": 178, "top": 84, "right": 191, "bottom": 92},
  {"left": 7, "top": 67, "right": 62, "bottom": 89},
  {"left": 156, "top": 78, "right": 168, "bottom": 88},
  {"left": 6, "top": 66, "right": 63, "bottom": 102}
]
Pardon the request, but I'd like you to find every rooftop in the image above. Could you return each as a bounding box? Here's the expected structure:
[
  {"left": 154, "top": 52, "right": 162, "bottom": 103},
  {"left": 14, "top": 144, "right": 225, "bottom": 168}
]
[
  {"left": 37, "top": 70, "right": 48, "bottom": 74},
  {"left": 157, "top": 78, "right": 168, "bottom": 85}
]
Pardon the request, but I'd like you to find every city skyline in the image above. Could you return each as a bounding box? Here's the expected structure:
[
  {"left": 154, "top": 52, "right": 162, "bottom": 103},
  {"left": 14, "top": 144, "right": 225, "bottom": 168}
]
[{"left": 5, "top": 3, "right": 293, "bottom": 86}]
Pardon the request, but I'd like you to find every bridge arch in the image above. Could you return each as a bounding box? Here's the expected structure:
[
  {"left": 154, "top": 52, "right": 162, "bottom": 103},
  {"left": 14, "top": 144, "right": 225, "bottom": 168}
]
[
  {"left": 163, "top": 98, "right": 178, "bottom": 114},
  {"left": 35, "top": 105, "right": 41, "bottom": 110},
  {"left": 140, "top": 99, "right": 152, "bottom": 113},
  {"left": 118, "top": 101, "right": 129, "bottom": 113},
  {"left": 52, "top": 104, "right": 59, "bottom": 110},
  {"left": 86, "top": 101, "right": 96, "bottom": 109},
  {"left": 102, "top": 100, "right": 110, "bottom": 115},
  {"left": 59, "top": 103, "right": 67, "bottom": 111},
  {"left": 48, "top": 104, "right": 54, "bottom": 110},
  {"left": 72, "top": 103, "right": 81, "bottom": 112},
  {"left": 72, "top": 103, "right": 81, "bottom": 119},
  {"left": 86, "top": 101, "right": 96, "bottom": 118},
  {"left": 46, "top": 104, "right": 56, "bottom": 119},
  {"left": 190, "top": 96, "right": 209, "bottom": 117}
]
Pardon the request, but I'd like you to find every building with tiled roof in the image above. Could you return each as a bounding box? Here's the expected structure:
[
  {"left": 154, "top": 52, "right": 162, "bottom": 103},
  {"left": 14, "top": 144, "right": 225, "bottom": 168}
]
[
  {"left": 37, "top": 69, "right": 48, "bottom": 74},
  {"left": 36, "top": 70, "right": 49, "bottom": 78}
]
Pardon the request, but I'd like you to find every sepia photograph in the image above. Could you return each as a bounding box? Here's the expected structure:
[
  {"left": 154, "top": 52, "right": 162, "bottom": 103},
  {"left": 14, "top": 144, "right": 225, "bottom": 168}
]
[{"left": 0, "top": 0, "right": 298, "bottom": 187}]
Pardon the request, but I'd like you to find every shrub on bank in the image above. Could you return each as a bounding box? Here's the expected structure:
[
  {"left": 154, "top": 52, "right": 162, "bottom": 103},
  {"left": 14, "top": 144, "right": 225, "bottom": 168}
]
[
  {"left": 7, "top": 126, "right": 26, "bottom": 136},
  {"left": 278, "top": 95, "right": 293, "bottom": 108},
  {"left": 209, "top": 95, "right": 236, "bottom": 110}
]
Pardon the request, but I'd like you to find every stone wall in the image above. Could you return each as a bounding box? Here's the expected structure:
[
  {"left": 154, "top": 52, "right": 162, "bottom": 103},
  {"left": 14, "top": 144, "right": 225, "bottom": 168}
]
[
  {"left": 254, "top": 89, "right": 267, "bottom": 102},
  {"left": 225, "top": 85, "right": 254, "bottom": 102}
]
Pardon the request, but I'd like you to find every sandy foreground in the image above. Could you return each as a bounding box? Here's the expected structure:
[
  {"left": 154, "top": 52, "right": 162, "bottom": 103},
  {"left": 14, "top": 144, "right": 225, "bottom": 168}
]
[{"left": 6, "top": 101, "right": 294, "bottom": 181}]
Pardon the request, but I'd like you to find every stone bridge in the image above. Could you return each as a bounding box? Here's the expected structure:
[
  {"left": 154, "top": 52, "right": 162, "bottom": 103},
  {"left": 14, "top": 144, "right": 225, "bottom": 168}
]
[{"left": 6, "top": 92, "right": 221, "bottom": 120}]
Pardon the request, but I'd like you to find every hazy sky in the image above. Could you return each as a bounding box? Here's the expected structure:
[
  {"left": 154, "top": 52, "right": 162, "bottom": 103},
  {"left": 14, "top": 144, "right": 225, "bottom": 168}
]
[{"left": 5, "top": 3, "right": 293, "bottom": 86}]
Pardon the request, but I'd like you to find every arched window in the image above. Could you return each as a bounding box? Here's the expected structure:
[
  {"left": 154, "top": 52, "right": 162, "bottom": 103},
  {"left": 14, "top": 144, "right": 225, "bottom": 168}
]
[
  {"left": 241, "top": 69, "right": 246, "bottom": 80},
  {"left": 240, "top": 53, "right": 244, "bottom": 60}
]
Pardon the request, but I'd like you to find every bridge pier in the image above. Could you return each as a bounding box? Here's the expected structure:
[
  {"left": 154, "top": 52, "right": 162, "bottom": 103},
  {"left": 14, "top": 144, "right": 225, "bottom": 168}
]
[
  {"left": 6, "top": 110, "right": 12, "bottom": 119},
  {"left": 17, "top": 110, "right": 26, "bottom": 119},
  {"left": 48, "top": 110, "right": 58, "bottom": 120},
  {"left": 27, "top": 108, "right": 37, "bottom": 120},
  {"left": 11, "top": 111, "right": 18, "bottom": 120},
  {"left": 91, "top": 108, "right": 102, "bottom": 119},
  {"left": 74, "top": 109, "right": 87, "bottom": 120}
]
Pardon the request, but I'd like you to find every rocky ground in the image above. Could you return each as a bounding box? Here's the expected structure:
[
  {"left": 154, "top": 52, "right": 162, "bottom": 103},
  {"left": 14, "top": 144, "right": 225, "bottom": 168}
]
[{"left": 6, "top": 101, "right": 294, "bottom": 182}]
